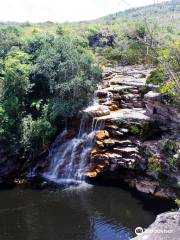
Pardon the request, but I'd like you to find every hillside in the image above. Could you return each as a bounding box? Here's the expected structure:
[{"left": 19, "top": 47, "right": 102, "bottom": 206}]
[
  {"left": 0, "top": 1, "right": 180, "bottom": 34},
  {"left": 102, "top": 0, "right": 180, "bottom": 22}
]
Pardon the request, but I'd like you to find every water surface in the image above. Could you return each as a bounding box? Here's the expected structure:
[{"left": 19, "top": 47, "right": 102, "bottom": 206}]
[{"left": 0, "top": 184, "right": 171, "bottom": 240}]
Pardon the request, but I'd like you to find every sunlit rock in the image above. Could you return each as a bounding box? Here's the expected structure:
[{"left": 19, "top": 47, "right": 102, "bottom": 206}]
[{"left": 96, "top": 130, "right": 109, "bottom": 140}]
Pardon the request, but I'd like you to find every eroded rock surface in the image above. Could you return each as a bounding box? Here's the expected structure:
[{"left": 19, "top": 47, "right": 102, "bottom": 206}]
[{"left": 83, "top": 65, "right": 180, "bottom": 200}]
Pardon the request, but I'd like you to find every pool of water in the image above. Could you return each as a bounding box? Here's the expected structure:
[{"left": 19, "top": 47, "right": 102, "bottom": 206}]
[{"left": 0, "top": 183, "right": 172, "bottom": 240}]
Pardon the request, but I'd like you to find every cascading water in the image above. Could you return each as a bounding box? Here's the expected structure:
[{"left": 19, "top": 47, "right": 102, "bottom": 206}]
[
  {"left": 43, "top": 93, "right": 104, "bottom": 185},
  {"left": 41, "top": 82, "right": 109, "bottom": 186}
]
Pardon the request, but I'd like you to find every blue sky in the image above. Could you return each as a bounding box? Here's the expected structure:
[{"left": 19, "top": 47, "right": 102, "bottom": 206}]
[{"left": 0, "top": 0, "right": 169, "bottom": 22}]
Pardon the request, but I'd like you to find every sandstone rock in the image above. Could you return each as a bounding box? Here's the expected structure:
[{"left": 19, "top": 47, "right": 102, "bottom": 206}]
[
  {"left": 117, "top": 147, "right": 139, "bottom": 155},
  {"left": 134, "top": 102, "right": 144, "bottom": 108},
  {"left": 154, "top": 188, "right": 178, "bottom": 200},
  {"left": 106, "top": 153, "right": 123, "bottom": 162},
  {"left": 115, "top": 140, "right": 133, "bottom": 147},
  {"left": 109, "top": 104, "right": 119, "bottom": 111},
  {"left": 106, "top": 124, "right": 119, "bottom": 130},
  {"left": 84, "top": 105, "right": 110, "bottom": 117},
  {"left": 135, "top": 180, "right": 159, "bottom": 194},
  {"left": 85, "top": 171, "right": 98, "bottom": 178},
  {"left": 96, "top": 141, "right": 104, "bottom": 148},
  {"left": 120, "top": 128, "right": 129, "bottom": 133},
  {"left": 113, "top": 130, "right": 124, "bottom": 137},
  {"left": 91, "top": 148, "right": 98, "bottom": 156},
  {"left": 144, "top": 91, "right": 161, "bottom": 101},
  {"left": 103, "top": 139, "right": 116, "bottom": 147},
  {"left": 96, "top": 130, "right": 109, "bottom": 140},
  {"left": 132, "top": 211, "right": 180, "bottom": 240}
]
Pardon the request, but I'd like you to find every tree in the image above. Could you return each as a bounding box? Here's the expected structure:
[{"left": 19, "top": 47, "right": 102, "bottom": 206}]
[{"left": 1, "top": 47, "right": 31, "bottom": 151}]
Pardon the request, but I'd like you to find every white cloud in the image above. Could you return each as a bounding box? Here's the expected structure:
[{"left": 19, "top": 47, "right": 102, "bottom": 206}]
[{"left": 0, "top": 0, "right": 170, "bottom": 22}]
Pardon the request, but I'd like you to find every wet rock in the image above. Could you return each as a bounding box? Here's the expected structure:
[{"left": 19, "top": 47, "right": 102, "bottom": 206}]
[{"left": 84, "top": 105, "right": 110, "bottom": 117}]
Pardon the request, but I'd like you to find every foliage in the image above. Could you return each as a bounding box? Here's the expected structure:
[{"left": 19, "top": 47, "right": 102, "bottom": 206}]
[
  {"left": 160, "top": 139, "right": 177, "bottom": 153},
  {"left": 148, "top": 157, "right": 162, "bottom": 173},
  {"left": 22, "top": 115, "right": 55, "bottom": 154},
  {"left": 0, "top": 27, "right": 101, "bottom": 160},
  {"left": 129, "top": 125, "right": 141, "bottom": 135},
  {"left": 175, "top": 199, "right": 180, "bottom": 208},
  {"left": 167, "top": 157, "right": 179, "bottom": 169},
  {"left": 0, "top": 26, "right": 22, "bottom": 58},
  {"left": 146, "top": 69, "right": 164, "bottom": 85},
  {"left": 140, "top": 122, "right": 161, "bottom": 140}
]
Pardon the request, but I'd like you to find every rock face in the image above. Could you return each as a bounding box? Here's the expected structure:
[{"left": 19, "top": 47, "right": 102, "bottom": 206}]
[
  {"left": 132, "top": 211, "right": 180, "bottom": 240},
  {"left": 83, "top": 65, "right": 180, "bottom": 200},
  {"left": 144, "top": 91, "right": 180, "bottom": 125}
]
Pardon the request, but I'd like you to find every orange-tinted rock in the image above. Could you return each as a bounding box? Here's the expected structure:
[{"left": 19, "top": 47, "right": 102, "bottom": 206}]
[
  {"left": 85, "top": 171, "right": 98, "bottom": 178},
  {"left": 96, "top": 130, "right": 109, "bottom": 140},
  {"left": 109, "top": 104, "right": 119, "bottom": 111},
  {"left": 96, "top": 141, "right": 104, "bottom": 148},
  {"left": 103, "top": 138, "right": 115, "bottom": 147},
  {"left": 91, "top": 148, "right": 98, "bottom": 156},
  {"left": 85, "top": 164, "right": 105, "bottom": 178}
]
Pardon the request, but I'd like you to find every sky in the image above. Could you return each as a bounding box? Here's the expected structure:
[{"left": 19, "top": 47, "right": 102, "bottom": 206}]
[{"left": 0, "top": 0, "right": 170, "bottom": 23}]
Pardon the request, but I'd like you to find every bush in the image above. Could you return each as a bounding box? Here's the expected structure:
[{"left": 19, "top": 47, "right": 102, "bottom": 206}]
[
  {"left": 148, "top": 157, "right": 162, "bottom": 173},
  {"left": 130, "top": 125, "right": 141, "bottom": 135},
  {"left": 146, "top": 68, "right": 165, "bottom": 85}
]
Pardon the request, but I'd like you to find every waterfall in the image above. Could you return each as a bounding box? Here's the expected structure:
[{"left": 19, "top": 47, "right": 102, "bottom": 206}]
[{"left": 43, "top": 118, "right": 104, "bottom": 185}]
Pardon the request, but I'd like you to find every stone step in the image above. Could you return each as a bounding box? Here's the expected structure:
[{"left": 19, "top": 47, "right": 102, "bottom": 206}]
[
  {"left": 118, "top": 158, "right": 136, "bottom": 164},
  {"left": 120, "top": 103, "right": 134, "bottom": 109},
  {"left": 114, "top": 139, "right": 134, "bottom": 147},
  {"left": 121, "top": 93, "right": 141, "bottom": 100},
  {"left": 109, "top": 77, "right": 146, "bottom": 87},
  {"left": 113, "top": 147, "right": 139, "bottom": 157}
]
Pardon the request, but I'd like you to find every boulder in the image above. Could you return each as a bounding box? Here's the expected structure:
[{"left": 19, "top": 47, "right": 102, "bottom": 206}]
[{"left": 144, "top": 91, "right": 161, "bottom": 101}]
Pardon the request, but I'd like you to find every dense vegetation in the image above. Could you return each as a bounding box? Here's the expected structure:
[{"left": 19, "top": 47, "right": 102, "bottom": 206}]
[
  {"left": 0, "top": 0, "right": 179, "bottom": 163},
  {"left": 0, "top": 27, "right": 102, "bottom": 160}
]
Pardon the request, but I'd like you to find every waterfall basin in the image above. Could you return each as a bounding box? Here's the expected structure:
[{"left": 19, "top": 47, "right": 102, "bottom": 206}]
[{"left": 0, "top": 184, "right": 173, "bottom": 240}]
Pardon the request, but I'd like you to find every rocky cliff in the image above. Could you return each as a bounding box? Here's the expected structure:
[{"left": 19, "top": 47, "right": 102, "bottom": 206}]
[{"left": 83, "top": 65, "right": 180, "bottom": 200}]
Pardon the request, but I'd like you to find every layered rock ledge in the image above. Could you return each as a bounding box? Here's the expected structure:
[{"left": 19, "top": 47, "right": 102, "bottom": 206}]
[{"left": 84, "top": 65, "right": 180, "bottom": 200}]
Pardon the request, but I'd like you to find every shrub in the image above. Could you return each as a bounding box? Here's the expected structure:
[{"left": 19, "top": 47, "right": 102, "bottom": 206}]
[
  {"left": 140, "top": 122, "right": 161, "bottom": 140},
  {"left": 130, "top": 125, "right": 141, "bottom": 135},
  {"left": 148, "top": 157, "right": 162, "bottom": 173},
  {"left": 146, "top": 68, "right": 164, "bottom": 85}
]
